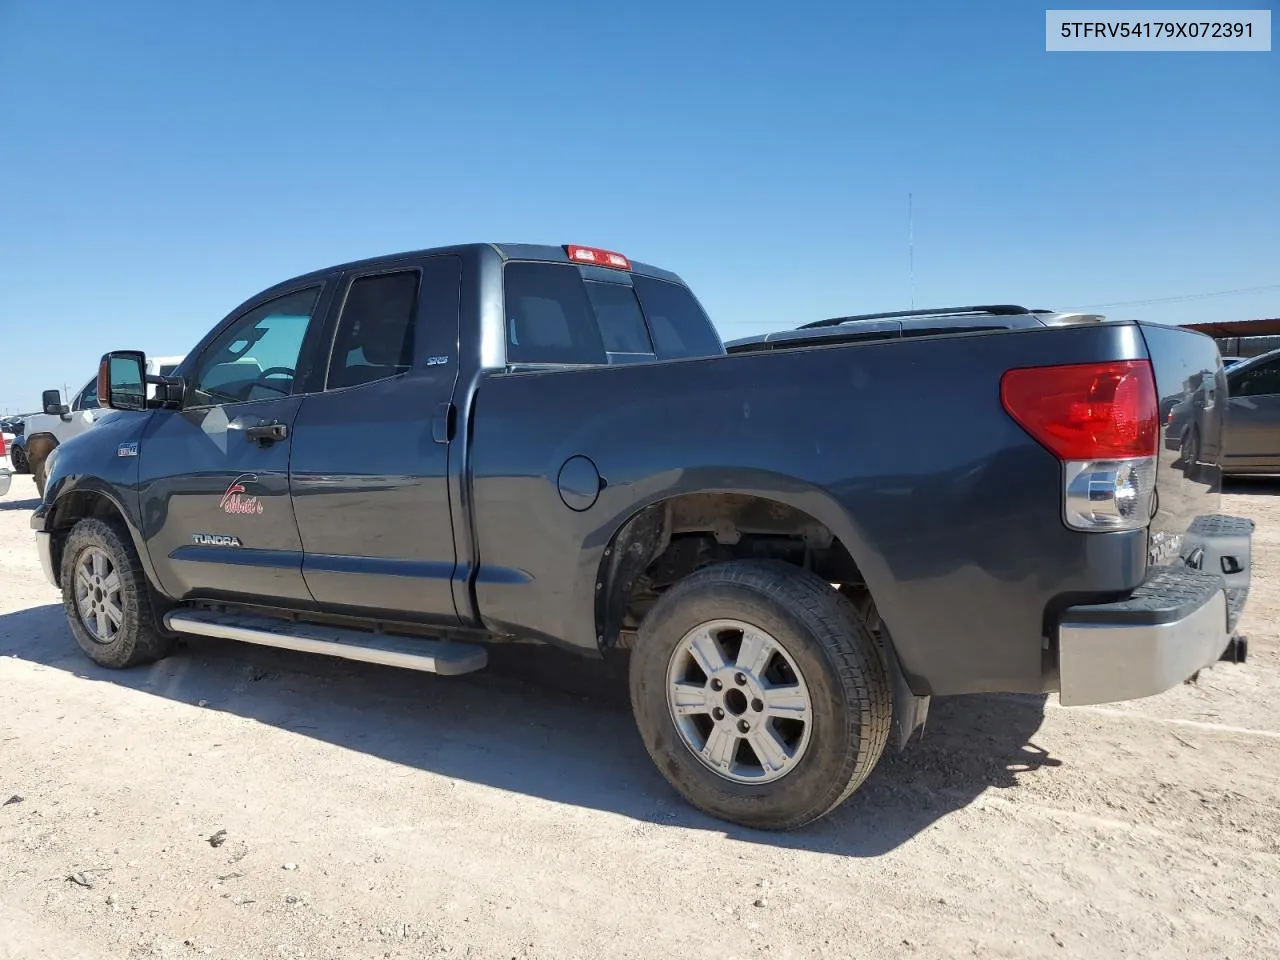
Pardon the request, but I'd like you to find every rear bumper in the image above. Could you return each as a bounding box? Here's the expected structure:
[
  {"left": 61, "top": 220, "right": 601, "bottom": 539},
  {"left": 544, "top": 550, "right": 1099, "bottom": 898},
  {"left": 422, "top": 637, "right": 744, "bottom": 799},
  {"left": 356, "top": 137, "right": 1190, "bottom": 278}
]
[
  {"left": 1057, "top": 514, "right": 1253, "bottom": 707},
  {"left": 0, "top": 466, "right": 10, "bottom": 497}
]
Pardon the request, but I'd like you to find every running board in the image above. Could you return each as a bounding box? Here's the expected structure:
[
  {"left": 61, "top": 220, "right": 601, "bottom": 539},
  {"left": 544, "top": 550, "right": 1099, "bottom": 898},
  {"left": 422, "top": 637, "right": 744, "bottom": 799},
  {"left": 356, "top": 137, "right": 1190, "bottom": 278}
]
[{"left": 163, "top": 609, "right": 488, "bottom": 676}]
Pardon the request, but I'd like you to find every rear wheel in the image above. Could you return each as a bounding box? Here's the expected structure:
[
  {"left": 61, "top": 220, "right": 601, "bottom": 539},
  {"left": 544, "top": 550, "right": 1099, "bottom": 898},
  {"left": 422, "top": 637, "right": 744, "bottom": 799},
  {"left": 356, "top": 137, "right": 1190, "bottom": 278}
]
[
  {"left": 629, "top": 560, "right": 891, "bottom": 830},
  {"left": 60, "top": 519, "right": 174, "bottom": 669}
]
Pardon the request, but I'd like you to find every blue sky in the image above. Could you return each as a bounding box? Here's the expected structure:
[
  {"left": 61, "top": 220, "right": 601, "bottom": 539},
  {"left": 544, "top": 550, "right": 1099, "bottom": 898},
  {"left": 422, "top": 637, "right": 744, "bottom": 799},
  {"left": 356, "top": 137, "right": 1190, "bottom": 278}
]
[{"left": 1, "top": 0, "right": 1276, "bottom": 411}]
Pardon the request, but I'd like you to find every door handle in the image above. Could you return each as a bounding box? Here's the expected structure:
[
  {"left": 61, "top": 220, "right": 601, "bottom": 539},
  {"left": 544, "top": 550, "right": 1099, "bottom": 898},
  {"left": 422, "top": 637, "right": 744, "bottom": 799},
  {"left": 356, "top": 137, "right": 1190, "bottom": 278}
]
[
  {"left": 432, "top": 402, "right": 456, "bottom": 444},
  {"left": 244, "top": 421, "right": 289, "bottom": 445}
]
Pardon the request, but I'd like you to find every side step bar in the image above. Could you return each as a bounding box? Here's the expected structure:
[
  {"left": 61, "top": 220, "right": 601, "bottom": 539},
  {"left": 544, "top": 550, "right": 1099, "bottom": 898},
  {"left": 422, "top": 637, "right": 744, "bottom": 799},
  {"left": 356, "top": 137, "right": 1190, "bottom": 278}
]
[{"left": 164, "top": 609, "right": 488, "bottom": 676}]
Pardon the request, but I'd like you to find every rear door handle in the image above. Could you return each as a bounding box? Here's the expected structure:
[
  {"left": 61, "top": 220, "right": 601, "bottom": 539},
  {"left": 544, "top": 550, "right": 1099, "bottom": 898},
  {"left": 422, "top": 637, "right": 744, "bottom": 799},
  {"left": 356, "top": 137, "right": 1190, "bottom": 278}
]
[
  {"left": 432, "top": 402, "right": 456, "bottom": 444},
  {"left": 244, "top": 421, "right": 289, "bottom": 445}
]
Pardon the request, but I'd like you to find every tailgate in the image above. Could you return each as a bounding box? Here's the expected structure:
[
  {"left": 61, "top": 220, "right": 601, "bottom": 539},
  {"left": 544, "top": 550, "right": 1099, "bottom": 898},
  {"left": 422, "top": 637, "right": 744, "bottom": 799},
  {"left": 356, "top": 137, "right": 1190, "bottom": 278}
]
[{"left": 1138, "top": 321, "right": 1250, "bottom": 628}]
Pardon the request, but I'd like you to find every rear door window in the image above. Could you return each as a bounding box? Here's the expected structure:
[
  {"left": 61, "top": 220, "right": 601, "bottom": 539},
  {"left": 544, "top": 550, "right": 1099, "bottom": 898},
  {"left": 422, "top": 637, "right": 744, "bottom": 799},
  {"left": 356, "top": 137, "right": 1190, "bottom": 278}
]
[{"left": 326, "top": 271, "right": 421, "bottom": 389}]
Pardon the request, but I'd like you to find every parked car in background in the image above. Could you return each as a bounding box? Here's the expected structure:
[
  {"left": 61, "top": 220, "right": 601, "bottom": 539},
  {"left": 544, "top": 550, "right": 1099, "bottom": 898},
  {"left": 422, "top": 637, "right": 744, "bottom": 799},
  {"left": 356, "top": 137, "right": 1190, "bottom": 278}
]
[
  {"left": 33, "top": 244, "right": 1252, "bottom": 830},
  {"left": 0, "top": 430, "right": 11, "bottom": 497},
  {"left": 1219, "top": 347, "right": 1280, "bottom": 475},
  {"left": 1, "top": 415, "right": 32, "bottom": 473},
  {"left": 22, "top": 356, "right": 184, "bottom": 494},
  {"left": 9, "top": 434, "right": 29, "bottom": 474}
]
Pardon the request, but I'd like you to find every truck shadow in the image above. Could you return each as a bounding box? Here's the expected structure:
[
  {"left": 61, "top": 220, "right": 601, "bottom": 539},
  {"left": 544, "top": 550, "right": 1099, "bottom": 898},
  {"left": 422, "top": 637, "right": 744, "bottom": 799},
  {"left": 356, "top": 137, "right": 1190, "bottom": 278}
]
[{"left": 0, "top": 602, "right": 1056, "bottom": 857}]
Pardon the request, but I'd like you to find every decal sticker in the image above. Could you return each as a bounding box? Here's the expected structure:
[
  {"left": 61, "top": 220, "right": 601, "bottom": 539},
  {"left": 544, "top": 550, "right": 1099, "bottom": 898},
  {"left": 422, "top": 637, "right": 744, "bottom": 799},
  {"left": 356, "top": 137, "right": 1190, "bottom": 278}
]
[
  {"left": 117, "top": 442, "right": 139, "bottom": 457},
  {"left": 192, "top": 533, "right": 242, "bottom": 547},
  {"left": 219, "top": 473, "right": 265, "bottom": 515}
]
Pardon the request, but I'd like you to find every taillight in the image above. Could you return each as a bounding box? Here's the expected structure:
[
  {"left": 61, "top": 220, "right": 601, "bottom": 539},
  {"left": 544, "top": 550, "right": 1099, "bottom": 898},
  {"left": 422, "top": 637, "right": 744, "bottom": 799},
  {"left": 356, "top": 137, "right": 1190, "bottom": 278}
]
[
  {"left": 1001, "top": 360, "right": 1158, "bottom": 531},
  {"left": 0, "top": 433, "right": 6, "bottom": 457},
  {"left": 565, "top": 244, "right": 631, "bottom": 271}
]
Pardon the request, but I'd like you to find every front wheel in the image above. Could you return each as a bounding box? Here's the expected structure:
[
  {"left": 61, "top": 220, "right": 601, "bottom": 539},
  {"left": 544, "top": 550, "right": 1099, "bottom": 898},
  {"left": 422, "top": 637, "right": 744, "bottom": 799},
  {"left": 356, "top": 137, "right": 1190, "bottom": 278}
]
[
  {"left": 629, "top": 560, "right": 891, "bottom": 831},
  {"left": 10, "top": 443, "right": 29, "bottom": 474},
  {"left": 60, "top": 519, "right": 174, "bottom": 669}
]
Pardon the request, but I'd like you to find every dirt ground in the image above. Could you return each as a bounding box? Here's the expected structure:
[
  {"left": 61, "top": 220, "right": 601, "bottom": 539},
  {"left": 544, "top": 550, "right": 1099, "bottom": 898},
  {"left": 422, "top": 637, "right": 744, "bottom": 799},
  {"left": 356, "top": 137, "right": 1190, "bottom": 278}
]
[{"left": 2, "top": 473, "right": 1279, "bottom": 960}]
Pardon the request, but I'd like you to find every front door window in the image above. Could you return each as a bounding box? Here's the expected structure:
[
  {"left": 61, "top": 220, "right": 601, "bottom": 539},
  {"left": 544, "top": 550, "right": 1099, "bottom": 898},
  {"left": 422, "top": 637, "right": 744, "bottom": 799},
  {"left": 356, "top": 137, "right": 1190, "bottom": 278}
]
[{"left": 187, "top": 287, "right": 322, "bottom": 408}]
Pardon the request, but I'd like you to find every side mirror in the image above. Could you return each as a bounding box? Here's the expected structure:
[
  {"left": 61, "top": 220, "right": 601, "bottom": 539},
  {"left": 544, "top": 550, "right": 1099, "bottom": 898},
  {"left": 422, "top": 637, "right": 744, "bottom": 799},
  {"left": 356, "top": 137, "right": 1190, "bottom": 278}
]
[
  {"left": 41, "top": 389, "right": 67, "bottom": 417},
  {"left": 97, "top": 351, "right": 148, "bottom": 411}
]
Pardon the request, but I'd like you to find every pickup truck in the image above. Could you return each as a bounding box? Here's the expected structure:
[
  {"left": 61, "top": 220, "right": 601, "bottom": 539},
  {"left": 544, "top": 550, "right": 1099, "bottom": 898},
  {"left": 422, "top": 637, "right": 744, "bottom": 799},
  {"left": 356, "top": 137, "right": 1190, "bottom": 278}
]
[{"left": 32, "top": 242, "right": 1253, "bottom": 830}]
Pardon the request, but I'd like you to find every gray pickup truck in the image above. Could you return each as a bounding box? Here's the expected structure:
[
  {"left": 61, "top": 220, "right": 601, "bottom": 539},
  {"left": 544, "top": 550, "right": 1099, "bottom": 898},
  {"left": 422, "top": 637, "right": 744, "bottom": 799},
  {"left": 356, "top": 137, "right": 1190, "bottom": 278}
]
[{"left": 33, "top": 242, "right": 1252, "bottom": 830}]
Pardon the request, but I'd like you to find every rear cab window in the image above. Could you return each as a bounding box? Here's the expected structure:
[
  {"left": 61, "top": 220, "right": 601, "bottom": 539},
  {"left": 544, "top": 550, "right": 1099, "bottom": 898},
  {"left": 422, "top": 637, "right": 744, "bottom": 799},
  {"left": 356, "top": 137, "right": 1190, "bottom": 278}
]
[{"left": 502, "top": 261, "right": 722, "bottom": 366}]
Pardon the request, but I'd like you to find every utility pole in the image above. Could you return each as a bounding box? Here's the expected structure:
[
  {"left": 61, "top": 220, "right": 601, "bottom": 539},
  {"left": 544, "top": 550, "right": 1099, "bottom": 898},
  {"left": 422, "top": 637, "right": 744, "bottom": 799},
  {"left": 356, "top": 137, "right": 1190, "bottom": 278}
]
[{"left": 908, "top": 192, "right": 915, "bottom": 310}]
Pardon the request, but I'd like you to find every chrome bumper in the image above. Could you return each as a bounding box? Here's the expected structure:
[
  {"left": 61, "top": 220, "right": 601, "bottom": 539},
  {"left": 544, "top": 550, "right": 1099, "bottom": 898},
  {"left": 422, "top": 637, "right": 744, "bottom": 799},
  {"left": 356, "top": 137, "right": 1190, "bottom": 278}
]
[
  {"left": 0, "top": 467, "right": 10, "bottom": 498},
  {"left": 35, "top": 530, "right": 57, "bottom": 588},
  {"left": 1059, "top": 581, "right": 1230, "bottom": 706},
  {"left": 1058, "top": 513, "right": 1252, "bottom": 706}
]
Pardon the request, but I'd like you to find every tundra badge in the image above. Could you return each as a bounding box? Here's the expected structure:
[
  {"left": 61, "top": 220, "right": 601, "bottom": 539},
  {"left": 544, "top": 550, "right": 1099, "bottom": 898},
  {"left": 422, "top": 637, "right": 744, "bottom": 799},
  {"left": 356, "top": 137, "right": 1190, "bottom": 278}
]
[{"left": 192, "top": 534, "right": 242, "bottom": 547}]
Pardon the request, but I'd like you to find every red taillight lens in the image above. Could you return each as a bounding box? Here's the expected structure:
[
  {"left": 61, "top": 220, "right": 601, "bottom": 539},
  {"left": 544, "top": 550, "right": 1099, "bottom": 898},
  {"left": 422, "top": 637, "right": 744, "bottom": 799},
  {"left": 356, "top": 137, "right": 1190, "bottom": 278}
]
[
  {"left": 565, "top": 244, "right": 632, "bottom": 271},
  {"left": 1000, "top": 360, "right": 1158, "bottom": 460},
  {"left": 0, "top": 434, "right": 6, "bottom": 457}
]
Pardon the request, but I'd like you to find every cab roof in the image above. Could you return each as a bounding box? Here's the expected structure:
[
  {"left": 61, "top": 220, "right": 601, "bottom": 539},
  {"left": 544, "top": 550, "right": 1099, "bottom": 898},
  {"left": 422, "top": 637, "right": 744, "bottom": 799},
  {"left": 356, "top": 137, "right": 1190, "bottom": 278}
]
[{"left": 277, "top": 242, "right": 685, "bottom": 289}]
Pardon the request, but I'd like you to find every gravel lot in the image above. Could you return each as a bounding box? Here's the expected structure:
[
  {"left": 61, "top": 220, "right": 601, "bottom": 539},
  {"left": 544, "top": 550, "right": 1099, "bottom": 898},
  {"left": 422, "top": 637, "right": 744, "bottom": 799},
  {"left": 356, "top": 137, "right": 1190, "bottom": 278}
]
[{"left": 2, "top": 472, "right": 1279, "bottom": 960}]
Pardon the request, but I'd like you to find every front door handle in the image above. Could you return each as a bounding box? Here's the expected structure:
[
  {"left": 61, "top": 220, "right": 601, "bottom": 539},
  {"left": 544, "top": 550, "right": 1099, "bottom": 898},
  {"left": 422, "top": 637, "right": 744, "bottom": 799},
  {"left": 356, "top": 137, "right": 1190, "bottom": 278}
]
[{"left": 244, "top": 421, "right": 289, "bottom": 445}]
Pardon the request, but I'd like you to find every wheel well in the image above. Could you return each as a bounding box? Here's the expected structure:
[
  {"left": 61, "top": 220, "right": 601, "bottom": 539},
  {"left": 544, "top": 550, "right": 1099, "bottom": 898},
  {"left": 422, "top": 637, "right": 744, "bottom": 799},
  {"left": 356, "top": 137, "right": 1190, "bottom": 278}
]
[
  {"left": 23, "top": 432, "right": 58, "bottom": 455},
  {"left": 595, "top": 493, "right": 866, "bottom": 649},
  {"left": 24, "top": 433, "right": 58, "bottom": 478},
  {"left": 47, "top": 491, "right": 128, "bottom": 586}
]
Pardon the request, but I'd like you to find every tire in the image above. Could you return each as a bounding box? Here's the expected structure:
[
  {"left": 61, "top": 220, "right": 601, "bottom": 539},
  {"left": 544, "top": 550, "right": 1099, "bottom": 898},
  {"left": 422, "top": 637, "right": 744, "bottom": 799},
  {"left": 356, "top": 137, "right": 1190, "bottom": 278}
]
[
  {"left": 10, "top": 444, "right": 28, "bottom": 474},
  {"left": 629, "top": 559, "right": 892, "bottom": 831},
  {"left": 60, "top": 518, "right": 174, "bottom": 669}
]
